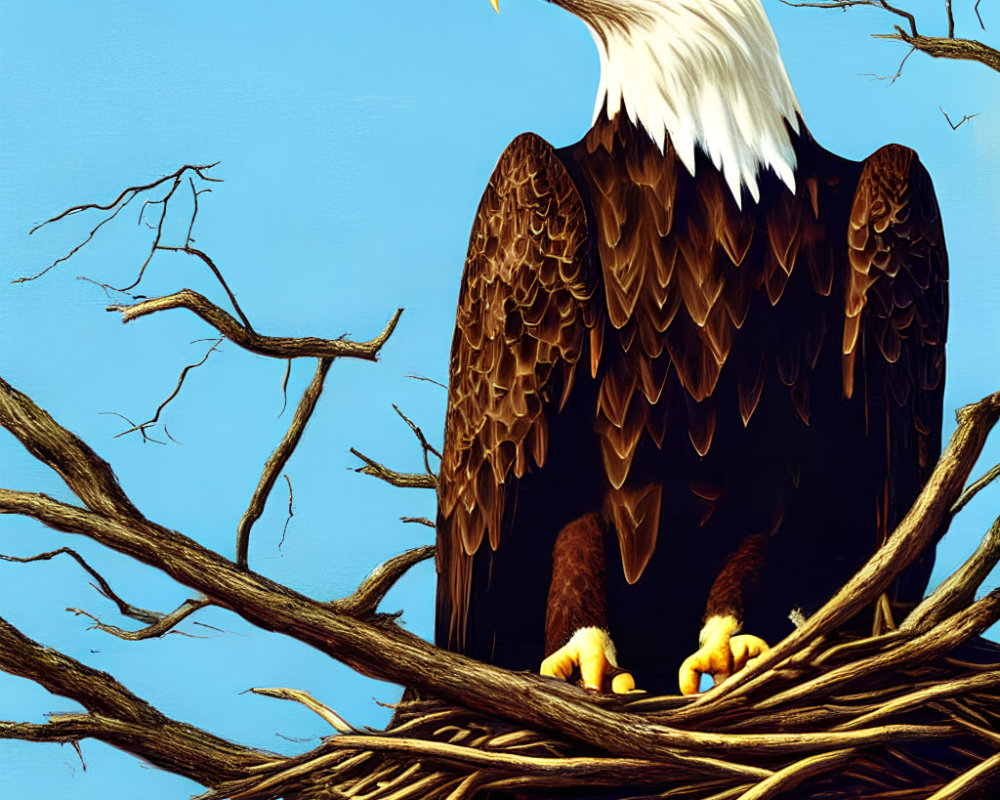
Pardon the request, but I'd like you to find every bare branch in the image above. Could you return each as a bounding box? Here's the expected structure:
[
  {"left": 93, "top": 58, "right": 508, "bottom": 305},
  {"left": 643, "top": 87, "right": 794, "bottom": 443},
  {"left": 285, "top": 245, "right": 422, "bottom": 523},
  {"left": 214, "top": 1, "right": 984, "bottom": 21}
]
[
  {"left": 250, "top": 687, "right": 357, "bottom": 733},
  {"left": 874, "top": 32, "right": 1000, "bottom": 73},
  {"left": 154, "top": 246, "right": 256, "bottom": 332},
  {"left": 0, "top": 487, "right": 961, "bottom": 760},
  {"left": 903, "top": 514, "right": 1000, "bottom": 632},
  {"left": 113, "top": 338, "right": 223, "bottom": 442},
  {"left": 351, "top": 448, "right": 437, "bottom": 489},
  {"left": 0, "top": 375, "right": 145, "bottom": 520},
  {"left": 0, "top": 615, "right": 272, "bottom": 784},
  {"left": 783, "top": 0, "right": 1000, "bottom": 74},
  {"left": 0, "top": 546, "right": 160, "bottom": 624},
  {"left": 338, "top": 546, "right": 436, "bottom": 619},
  {"left": 940, "top": 107, "right": 980, "bottom": 129},
  {"left": 108, "top": 291, "right": 402, "bottom": 361},
  {"left": 401, "top": 516, "right": 435, "bottom": 528},
  {"left": 69, "top": 597, "right": 211, "bottom": 641},
  {"left": 952, "top": 461, "right": 1000, "bottom": 514},
  {"left": 237, "top": 358, "right": 333, "bottom": 569},
  {"left": 393, "top": 403, "right": 443, "bottom": 468}
]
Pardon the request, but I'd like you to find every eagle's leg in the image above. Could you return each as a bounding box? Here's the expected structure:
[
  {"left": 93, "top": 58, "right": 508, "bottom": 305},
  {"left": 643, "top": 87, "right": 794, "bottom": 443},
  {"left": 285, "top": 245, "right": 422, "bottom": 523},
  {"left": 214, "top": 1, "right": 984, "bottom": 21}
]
[
  {"left": 679, "top": 533, "right": 770, "bottom": 695},
  {"left": 540, "top": 512, "right": 635, "bottom": 693}
]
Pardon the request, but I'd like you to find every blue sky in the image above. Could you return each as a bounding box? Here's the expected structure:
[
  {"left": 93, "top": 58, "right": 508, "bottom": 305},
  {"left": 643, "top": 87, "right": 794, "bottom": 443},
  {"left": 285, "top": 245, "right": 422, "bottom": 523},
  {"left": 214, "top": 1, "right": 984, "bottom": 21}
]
[{"left": 1, "top": 1, "right": 997, "bottom": 797}]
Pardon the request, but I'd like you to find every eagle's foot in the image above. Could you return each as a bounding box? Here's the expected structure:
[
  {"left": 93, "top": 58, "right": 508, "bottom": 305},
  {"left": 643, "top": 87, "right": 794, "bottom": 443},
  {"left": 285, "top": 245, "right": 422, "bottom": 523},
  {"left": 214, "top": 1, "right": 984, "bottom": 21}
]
[
  {"left": 678, "top": 615, "right": 769, "bottom": 695},
  {"left": 540, "top": 626, "right": 636, "bottom": 693}
]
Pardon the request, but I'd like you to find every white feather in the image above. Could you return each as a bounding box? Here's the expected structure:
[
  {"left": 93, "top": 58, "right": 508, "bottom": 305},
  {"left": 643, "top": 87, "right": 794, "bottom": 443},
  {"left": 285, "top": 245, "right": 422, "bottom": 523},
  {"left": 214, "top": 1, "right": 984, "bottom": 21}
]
[{"left": 578, "top": 0, "right": 801, "bottom": 205}]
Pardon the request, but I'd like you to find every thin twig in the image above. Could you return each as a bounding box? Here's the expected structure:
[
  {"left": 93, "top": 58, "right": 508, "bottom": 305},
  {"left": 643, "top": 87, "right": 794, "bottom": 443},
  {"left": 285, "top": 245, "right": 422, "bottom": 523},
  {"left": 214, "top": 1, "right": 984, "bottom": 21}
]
[
  {"left": 69, "top": 597, "right": 211, "bottom": 641},
  {"left": 401, "top": 516, "right": 435, "bottom": 528},
  {"left": 952, "top": 461, "right": 1000, "bottom": 514},
  {"left": 0, "top": 547, "right": 160, "bottom": 624},
  {"left": 338, "top": 546, "right": 436, "bottom": 619},
  {"left": 108, "top": 291, "right": 402, "bottom": 361},
  {"left": 237, "top": 358, "right": 333, "bottom": 569},
  {"left": 940, "top": 107, "right": 979, "bottom": 130},
  {"left": 351, "top": 448, "right": 437, "bottom": 489},
  {"left": 113, "top": 338, "right": 223, "bottom": 441},
  {"left": 250, "top": 687, "right": 357, "bottom": 733}
]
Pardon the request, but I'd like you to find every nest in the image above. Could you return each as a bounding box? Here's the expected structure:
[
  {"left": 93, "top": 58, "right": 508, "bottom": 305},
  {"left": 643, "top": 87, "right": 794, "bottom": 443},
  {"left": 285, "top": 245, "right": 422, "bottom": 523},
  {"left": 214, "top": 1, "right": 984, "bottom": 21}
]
[{"left": 205, "top": 528, "right": 1000, "bottom": 800}]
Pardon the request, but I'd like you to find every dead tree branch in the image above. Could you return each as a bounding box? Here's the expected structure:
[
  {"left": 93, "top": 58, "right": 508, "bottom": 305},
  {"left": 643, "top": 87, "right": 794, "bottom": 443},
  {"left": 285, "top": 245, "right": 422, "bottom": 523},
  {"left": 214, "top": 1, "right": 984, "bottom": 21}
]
[
  {"left": 338, "top": 545, "right": 436, "bottom": 619},
  {"left": 113, "top": 338, "right": 224, "bottom": 443},
  {"left": 0, "top": 546, "right": 160, "bottom": 624},
  {"left": 350, "top": 447, "right": 437, "bottom": 489},
  {"left": 237, "top": 358, "right": 333, "bottom": 569},
  {"left": 0, "top": 615, "right": 274, "bottom": 786},
  {"left": 108, "top": 290, "right": 402, "bottom": 362},
  {"left": 783, "top": 0, "right": 1000, "bottom": 76},
  {"left": 69, "top": 597, "right": 212, "bottom": 641}
]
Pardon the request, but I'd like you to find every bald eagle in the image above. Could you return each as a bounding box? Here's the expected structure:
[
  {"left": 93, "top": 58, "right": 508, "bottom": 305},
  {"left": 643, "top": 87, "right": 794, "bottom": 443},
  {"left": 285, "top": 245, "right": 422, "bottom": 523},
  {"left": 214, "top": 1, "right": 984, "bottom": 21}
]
[{"left": 435, "top": 0, "right": 947, "bottom": 696}]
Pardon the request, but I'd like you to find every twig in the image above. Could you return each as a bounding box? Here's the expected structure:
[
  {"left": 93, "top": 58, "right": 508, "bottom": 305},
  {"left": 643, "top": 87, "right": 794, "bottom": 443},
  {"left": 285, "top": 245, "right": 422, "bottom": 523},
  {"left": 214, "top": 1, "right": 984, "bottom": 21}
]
[
  {"left": 732, "top": 749, "right": 856, "bottom": 800},
  {"left": 108, "top": 291, "right": 402, "bottom": 361},
  {"left": 351, "top": 448, "right": 437, "bottom": 489},
  {"left": 250, "top": 687, "right": 356, "bottom": 733},
  {"left": 0, "top": 547, "right": 160, "bottom": 624},
  {"left": 69, "top": 597, "right": 211, "bottom": 641},
  {"left": 338, "top": 546, "right": 436, "bottom": 619},
  {"left": 903, "top": 514, "right": 1000, "bottom": 632},
  {"left": 278, "top": 475, "right": 293, "bottom": 552},
  {"left": 925, "top": 751, "right": 1000, "bottom": 800},
  {"left": 113, "top": 338, "right": 223, "bottom": 441},
  {"left": 154, "top": 246, "right": 255, "bottom": 332},
  {"left": 401, "top": 516, "right": 435, "bottom": 528},
  {"left": 940, "top": 108, "right": 979, "bottom": 130},
  {"left": 237, "top": 358, "right": 333, "bottom": 569},
  {"left": 407, "top": 373, "right": 448, "bottom": 391},
  {"left": 952, "top": 461, "right": 1000, "bottom": 513},
  {"left": 393, "top": 403, "right": 443, "bottom": 469}
]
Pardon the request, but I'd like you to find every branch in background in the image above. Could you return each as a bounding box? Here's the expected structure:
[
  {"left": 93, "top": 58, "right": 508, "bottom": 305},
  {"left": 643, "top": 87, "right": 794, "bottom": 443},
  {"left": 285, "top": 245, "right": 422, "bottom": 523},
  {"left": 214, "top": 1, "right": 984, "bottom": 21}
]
[
  {"left": 952, "top": 461, "right": 1000, "bottom": 514},
  {"left": 350, "top": 448, "right": 437, "bottom": 489},
  {"left": 782, "top": 0, "right": 1000, "bottom": 76},
  {"left": 14, "top": 163, "right": 221, "bottom": 286},
  {"left": 401, "top": 516, "right": 435, "bottom": 528},
  {"left": 112, "top": 338, "right": 223, "bottom": 443},
  {"left": 393, "top": 404, "right": 442, "bottom": 480},
  {"left": 337, "top": 545, "right": 436, "bottom": 619},
  {"left": 940, "top": 107, "right": 980, "bottom": 130},
  {"left": 0, "top": 377, "right": 145, "bottom": 521},
  {"left": 237, "top": 358, "right": 333, "bottom": 569},
  {"left": 108, "top": 291, "right": 402, "bottom": 361},
  {"left": 69, "top": 597, "right": 212, "bottom": 641},
  {"left": 250, "top": 687, "right": 357, "bottom": 734},
  {"left": 0, "top": 547, "right": 160, "bottom": 624},
  {"left": 0, "top": 615, "right": 273, "bottom": 785},
  {"left": 903, "top": 515, "right": 1000, "bottom": 632}
]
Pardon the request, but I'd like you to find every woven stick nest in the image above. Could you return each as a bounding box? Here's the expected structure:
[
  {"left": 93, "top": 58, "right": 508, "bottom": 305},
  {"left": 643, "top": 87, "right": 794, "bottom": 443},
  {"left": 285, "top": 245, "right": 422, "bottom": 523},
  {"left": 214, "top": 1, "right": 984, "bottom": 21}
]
[{"left": 198, "top": 396, "right": 1000, "bottom": 800}]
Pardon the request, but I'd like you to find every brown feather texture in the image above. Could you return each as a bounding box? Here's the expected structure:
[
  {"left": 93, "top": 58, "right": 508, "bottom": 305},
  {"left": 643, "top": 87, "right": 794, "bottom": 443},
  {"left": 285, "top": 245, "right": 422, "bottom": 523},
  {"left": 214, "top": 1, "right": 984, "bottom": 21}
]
[{"left": 436, "top": 113, "right": 948, "bottom": 692}]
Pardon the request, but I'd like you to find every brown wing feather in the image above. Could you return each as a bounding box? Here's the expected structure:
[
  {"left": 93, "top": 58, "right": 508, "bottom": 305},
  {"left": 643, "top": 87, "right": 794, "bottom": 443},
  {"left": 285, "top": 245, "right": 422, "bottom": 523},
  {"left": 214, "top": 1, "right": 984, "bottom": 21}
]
[
  {"left": 436, "top": 133, "right": 592, "bottom": 646},
  {"left": 846, "top": 144, "right": 948, "bottom": 565}
]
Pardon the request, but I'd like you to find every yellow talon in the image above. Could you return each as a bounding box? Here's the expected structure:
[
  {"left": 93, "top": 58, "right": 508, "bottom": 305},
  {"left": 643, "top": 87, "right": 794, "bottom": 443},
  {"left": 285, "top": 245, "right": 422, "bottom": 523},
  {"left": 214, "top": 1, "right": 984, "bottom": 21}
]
[
  {"left": 679, "top": 616, "right": 769, "bottom": 695},
  {"left": 541, "top": 627, "right": 636, "bottom": 693}
]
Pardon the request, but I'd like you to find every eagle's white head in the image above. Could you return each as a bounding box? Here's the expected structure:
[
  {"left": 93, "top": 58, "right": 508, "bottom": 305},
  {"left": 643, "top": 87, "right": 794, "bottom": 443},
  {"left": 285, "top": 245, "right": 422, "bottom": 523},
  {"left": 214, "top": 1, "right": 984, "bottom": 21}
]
[{"left": 492, "top": 0, "right": 802, "bottom": 204}]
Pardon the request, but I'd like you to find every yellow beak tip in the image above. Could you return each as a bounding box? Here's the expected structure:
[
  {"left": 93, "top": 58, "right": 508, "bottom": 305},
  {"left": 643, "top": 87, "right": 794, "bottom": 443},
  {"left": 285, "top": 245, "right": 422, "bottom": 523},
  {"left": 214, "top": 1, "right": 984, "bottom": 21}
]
[{"left": 489, "top": 0, "right": 500, "bottom": 12}]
